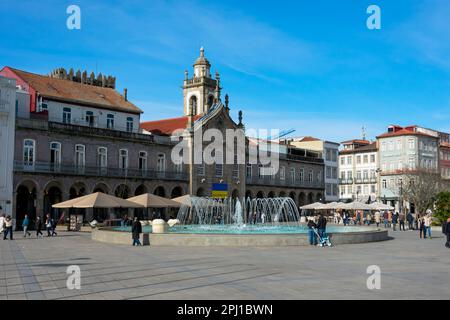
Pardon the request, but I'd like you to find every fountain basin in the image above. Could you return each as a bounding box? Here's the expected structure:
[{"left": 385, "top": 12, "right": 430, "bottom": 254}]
[{"left": 92, "top": 225, "right": 388, "bottom": 247}]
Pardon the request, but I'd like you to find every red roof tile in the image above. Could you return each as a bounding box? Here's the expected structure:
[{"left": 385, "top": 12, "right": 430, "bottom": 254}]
[
  {"left": 141, "top": 115, "right": 202, "bottom": 135},
  {"left": 377, "top": 128, "right": 435, "bottom": 139},
  {"left": 1, "top": 67, "right": 142, "bottom": 114},
  {"left": 298, "top": 136, "right": 321, "bottom": 142}
]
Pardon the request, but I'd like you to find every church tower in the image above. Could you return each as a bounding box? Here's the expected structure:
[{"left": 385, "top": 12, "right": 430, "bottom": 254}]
[{"left": 183, "top": 47, "right": 221, "bottom": 116}]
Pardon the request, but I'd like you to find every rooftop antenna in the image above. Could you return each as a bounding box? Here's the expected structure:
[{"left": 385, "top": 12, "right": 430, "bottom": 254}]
[{"left": 362, "top": 126, "right": 367, "bottom": 140}]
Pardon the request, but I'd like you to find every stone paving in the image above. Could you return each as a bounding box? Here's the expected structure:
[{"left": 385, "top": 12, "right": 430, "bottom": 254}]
[{"left": 0, "top": 227, "right": 449, "bottom": 300}]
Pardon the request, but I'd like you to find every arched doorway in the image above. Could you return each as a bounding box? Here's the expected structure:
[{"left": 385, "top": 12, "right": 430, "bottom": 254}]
[
  {"left": 135, "top": 185, "right": 148, "bottom": 196},
  {"left": 70, "top": 182, "right": 88, "bottom": 221},
  {"left": 231, "top": 189, "right": 239, "bottom": 199},
  {"left": 196, "top": 188, "right": 206, "bottom": 197},
  {"left": 307, "top": 193, "right": 314, "bottom": 204},
  {"left": 16, "top": 183, "right": 37, "bottom": 228},
  {"left": 289, "top": 192, "right": 296, "bottom": 204},
  {"left": 44, "top": 186, "right": 63, "bottom": 221},
  {"left": 256, "top": 191, "right": 264, "bottom": 199},
  {"left": 245, "top": 190, "right": 253, "bottom": 199},
  {"left": 316, "top": 193, "right": 323, "bottom": 202},
  {"left": 93, "top": 183, "right": 109, "bottom": 194},
  {"left": 153, "top": 186, "right": 166, "bottom": 198},
  {"left": 279, "top": 191, "right": 287, "bottom": 197},
  {"left": 298, "top": 192, "right": 306, "bottom": 206},
  {"left": 171, "top": 186, "right": 183, "bottom": 199},
  {"left": 115, "top": 184, "right": 131, "bottom": 199},
  {"left": 268, "top": 191, "right": 275, "bottom": 198}
]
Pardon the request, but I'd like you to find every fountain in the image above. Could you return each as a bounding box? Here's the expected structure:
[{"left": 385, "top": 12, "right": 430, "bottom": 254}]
[{"left": 92, "top": 196, "right": 389, "bottom": 246}]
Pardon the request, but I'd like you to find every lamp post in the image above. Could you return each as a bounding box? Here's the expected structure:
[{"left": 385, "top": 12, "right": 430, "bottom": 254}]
[
  {"left": 376, "top": 168, "right": 382, "bottom": 202},
  {"left": 399, "top": 179, "right": 403, "bottom": 214}
]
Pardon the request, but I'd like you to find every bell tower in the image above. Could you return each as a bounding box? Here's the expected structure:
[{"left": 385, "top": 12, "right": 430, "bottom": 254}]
[{"left": 183, "top": 47, "right": 221, "bottom": 116}]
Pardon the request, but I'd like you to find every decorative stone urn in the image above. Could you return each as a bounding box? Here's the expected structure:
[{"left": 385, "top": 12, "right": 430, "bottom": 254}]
[{"left": 152, "top": 219, "right": 167, "bottom": 234}]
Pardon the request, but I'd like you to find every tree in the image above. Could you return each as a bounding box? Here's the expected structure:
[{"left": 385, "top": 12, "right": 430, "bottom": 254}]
[
  {"left": 435, "top": 192, "right": 450, "bottom": 224},
  {"left": 400, "top": 170, "right": 449, "bottom": 216}
]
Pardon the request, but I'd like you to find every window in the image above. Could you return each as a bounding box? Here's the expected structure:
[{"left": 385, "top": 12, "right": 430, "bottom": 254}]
[
  {"left": 299, "top": 168, "right": 304, "bottom": 181},
  {"left": 63, "top": 107, "right": 71, "bottom": 124},
  {"left": 409, "top": 139, "right": 415, "bottom": 150},
  {"left": 308, "top": 170, "right": 313, "bottom": 182},
  {"left": 50, "top": 142, "right": 61, "bottom": 167},
  {"left": 356, "top": 171, "right": 362, "bottom": 180},
  {"left": 371, "top": 185, "right": 376, "bottom": 194},
  {"left": 363, "top": 185, "right": 369, "bottom": 195},
  {"left": 370, "top": 170, "right": 376, "bottom": 179},
  {"left": 139, "top": 151, "right": 147, "bottom": 171},
  {"left": 389, "top": 141, "right": 394, "bottom": 151},
  {"left": 290, "top": 168, "right": 295, "bottom": 181},
  {"left": 215, "top": 163, "right": 223, "bottom": 177},
  {"left": 232, "top": 155, "right": 239, "bottom": 179},
  {"left": 356, "top": 156, "right": 361, "bottom": 164},
  {"left": 332, "top": 167, "right": 337, "bottom": 179},
  {"left": 396, "top": 140, "right": 402, "bottom": 150},
  {"left": 363, "top": 170, "right": 369, "bottom": 179},
  {"left": 280, "top": 166, "right": 285, "bottom": 181},
  {"left": 370, "top": 154, "right": 376, "bottom": 163},
  {"left": 326, "top": 184, "right": 332, "bottom": 196},
  {"left": 326, "top": 167, "right": 332, "bottom": 179},
  {"left": 86, "top": 111, "right": 95, "bottom": 127},
  {"left": 119, "top": 149, "right": 128, "bottom": 169},
  {"left": 246, "top": 164, "right": 252, "bottom": 179},
  {"left": 381, "top": 142, "right": 386, "bottom": 151},
  {"left": 75, "top": 145, "right": 85, "bottom": 167},
  {"left": 126, "top": 117, "right": 134, "bottom": 132},
  {"left": 157, "top": 153, "right": 165, "bottom": 172},
  {"left": 363, "top": 155, "right": 368, "bottom": 164},
  {"left": 317, "top": 171, "right": 322, "bottom": 182},
  {"left": 347, "top": 171, "right": 353, "bottom": 179},
  {"left": 341, "top": 171, "right": 346, "bottom": 179},
  {"left": 107, "top": 114, "right": 115, "bottom": 129},
  {"left": 340, "top": 157, "right": 345, "bottom": 165},
  {"left": 98, "top": 147, "right": 107, "bottom": 169},
  {"left": 23, "top": 139, "right": 35, "bottom": 166},
  {"left": 347, "top": 156, "right": 352, "bottom": 165}
]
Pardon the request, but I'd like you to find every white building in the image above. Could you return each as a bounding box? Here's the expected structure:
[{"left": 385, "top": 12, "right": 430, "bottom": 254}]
[
  {"left": 282, "top": 137, "right": 340, "bottom": 202},
  {"left": 339, "top": 140, "right": 378, "bottom": 202},
  {"left": 0, "top": 76, "right": 16, "bottom": 216}
]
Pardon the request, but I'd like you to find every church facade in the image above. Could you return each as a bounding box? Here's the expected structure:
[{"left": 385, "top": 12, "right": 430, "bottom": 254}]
[{"left": 1, "top": 49, "right": 325, "bottom": 227}]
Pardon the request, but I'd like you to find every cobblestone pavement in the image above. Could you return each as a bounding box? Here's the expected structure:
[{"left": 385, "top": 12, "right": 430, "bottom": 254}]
[{"left": 0, "top": 228, "right": 449, "bottom": 300}]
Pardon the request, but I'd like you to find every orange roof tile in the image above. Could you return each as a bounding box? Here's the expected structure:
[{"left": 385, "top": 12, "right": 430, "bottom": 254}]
[
  {"left": 377, "top": 128, "right": 435, "bottom": 139},
  {"left": 3, "top": 67, "right": 142, "bottom": 114},
  {"left": 141, "top": 115, "right": 202, "bottom": 135}
]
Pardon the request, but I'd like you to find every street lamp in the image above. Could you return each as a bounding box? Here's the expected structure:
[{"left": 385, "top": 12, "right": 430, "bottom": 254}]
[{"left": 376, "top": 168, "right": 382, "bottom": 202}]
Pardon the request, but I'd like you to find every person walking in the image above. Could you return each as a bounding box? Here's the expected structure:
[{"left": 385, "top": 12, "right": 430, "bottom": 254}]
[
  {"left": 443, "top": 217, "right": 450, "bottom": 248},
  {"left": 131, "top": 217, "right": 142, "bottom": 246},
  {"left": 35, "top": 216, "right": 43, "bottom": 238},
  {"left": 22, "top": 214, "right": 31, "bottom": 237},
  {"left": 3, "top": 216, "right": 13, "bottom": 240},
  {"left": 374, "top": 211, "right": 381, "bottom": 228},
  {"left": 342, "top": 210, "right": 348, "bottom": 226},
  {"left": 388, "top": 211, "right": 393, "bottom": 228},
  {"left": 399, "top": 212, "right": 406, "bottom": 231},
  {"left": 307, "top": 219, "right": 318, "bottom": 246},
  {"left": 45, "top": 214, "right": 53, "bottom": 237},
  {"left": 392, "top": 212, "right": 399, "bottom": 231},
  {"left": 317, "top": 214, "right": 327, "bottom": 240},
  {"left": 51, "top": 217, "right": 58, "bottom": 236},
  {"left": 0, "top": 213, "right": 5, "bottom": 235},
  {"left": 366, "top": 213, "right": 372, "bottom": 226},
  {"left": 419, "top": 217, "right": 426, "bottom": 239},
  {"left": 424, "top": 214, "right": 433, "bottom": 239},
  {"left": 406, "top": 212, "right": 414, "bottom": 230},
  {"left": 383, "top": 211, "right": 389, "bottom": 228}
]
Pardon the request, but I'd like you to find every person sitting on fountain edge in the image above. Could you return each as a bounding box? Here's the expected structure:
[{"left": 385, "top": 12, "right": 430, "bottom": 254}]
[
  {"left": 317, "top": 214, "right": 328, "bottom": 240},
  {"left": 307, "top": 219, "right": 318, "bottom": 246}
]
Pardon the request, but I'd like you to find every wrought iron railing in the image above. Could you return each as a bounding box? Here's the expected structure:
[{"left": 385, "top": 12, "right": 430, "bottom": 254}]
[{"left": 14, "top": 161, "right": 188, "bottom": 181}]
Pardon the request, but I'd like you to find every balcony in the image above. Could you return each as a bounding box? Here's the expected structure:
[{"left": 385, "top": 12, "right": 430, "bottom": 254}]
[
  {"left": 339, "top": 178, "right": 353, "bottom": 184},
  {"left": 246, "top": 176, "right": 324, "bottom": 189},
  {"left": 14, "top": 161, "right": 188, "bottom": 181},
  {"left": 16, "top": 118, "right": 173, "bottom": 145}
]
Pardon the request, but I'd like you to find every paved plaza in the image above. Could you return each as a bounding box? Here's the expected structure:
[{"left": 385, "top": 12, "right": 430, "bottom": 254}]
[{"left": 0, "top": 228, "right": 449, "bottom": 300}]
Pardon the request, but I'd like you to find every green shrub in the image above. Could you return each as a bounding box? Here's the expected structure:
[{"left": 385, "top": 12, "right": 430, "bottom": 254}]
[{"left": 435, "top": 192, "right": 450, "bottom": 224}]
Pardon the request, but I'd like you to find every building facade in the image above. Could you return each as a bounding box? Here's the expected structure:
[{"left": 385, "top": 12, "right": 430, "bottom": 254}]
[
  {"left": 377, "top": 125, "right": 440, "bottom": 213},
  {"left": 338, "top": 140, "right": 378, "bottom": 202},
  {"left": 0, "top": 76, "right": 16, "bottom": 216},
  {"left": 1, "top": 48, "right": 325, "bottom": 227},
  {"left": 281, "top": 137, "right": 339, "bottom": 202}
]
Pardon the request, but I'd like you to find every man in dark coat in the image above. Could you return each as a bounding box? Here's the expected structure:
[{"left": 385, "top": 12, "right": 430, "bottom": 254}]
[
  {"left": 443, "top": 218, "right": 450, "bottom": 248},
  {"left": 131, "top": 217, "right": 142, "bottom": 246},
  {"left": 317, "top": 214, "right": 328, "bottom": 240},
  {"left": 35, "top": 216, "right": 43, "bottom": 238},
  {"left": 307, "top": 219, "right": 318, "bottom": 246}
]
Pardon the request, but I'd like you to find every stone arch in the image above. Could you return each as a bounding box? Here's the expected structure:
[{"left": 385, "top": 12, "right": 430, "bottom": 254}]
[
  {"left": 289, "top": 191, "right": 296, "bottom": 202},
  {"left": 298, "top": 192, "right": 306, "bottom": 206},
  {"left": 15, "top": 180, "right": 38, "bottom": 224},
  {"left": 43, "top": 183, "right": 63, "bottom": 220},
  {"left": 245, "top": 190, "right": 253, "bottom": 199},
  {"left": 231, "top": 189, "right": 240, "bottom": 199},
  {"left": 134, "top": 184, "right": 148, "bottom": 196},
  {"left": 115, "top": 184, "right": 131, "bottom": 199},
  {"left": 268, "top": 191, "right": 275, "bottom": 198},
  {"left": 256, "top": 191, "right": 265, "bottom": 199},
  {"left": 307, "top": 192, "right": 314, "bottom": 204},
  {"left": 189, "top": 95, "right": 198, "bottom": 115},
  {"left": 153, "top": 186, "right": 166, "bottom": 198},
  {"left": 279, "top": 191, "right": 287, "bottom": 197},
  {"left": 69, "top": 181, "right": 88, "bottom": 199},
  {"left": 196, "top": 187, "right": 206, "bottom": 197},
  {"left": 92, "top": 182, "right": 110, "bottom": 194},
  {"left": 316, "top": 193, "right": 323, "bottom": 202},
  {"left": 170, "top": 186, "right": 183, "bottom": 198}
]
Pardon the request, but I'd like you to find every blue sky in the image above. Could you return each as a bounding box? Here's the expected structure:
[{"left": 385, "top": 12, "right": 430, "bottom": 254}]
[{"left": 1, "top": 0, "right": 450, "bottom": 142}]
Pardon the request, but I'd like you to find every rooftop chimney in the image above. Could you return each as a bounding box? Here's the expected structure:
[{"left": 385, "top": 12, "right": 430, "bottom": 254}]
[{"left": 124, "top": 88, "right": 128, "bottom": 101}]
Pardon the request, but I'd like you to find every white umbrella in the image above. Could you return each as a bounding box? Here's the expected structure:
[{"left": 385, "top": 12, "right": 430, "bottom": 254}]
[
  {"left": 342, "top": 201, "right": 373, "bottom": 211},
  {"left": 300, "top": 202, "right": 324, "bottom": 210},
  {"left": 369, "top": 202, "right": 394, "bottom": 211}
]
